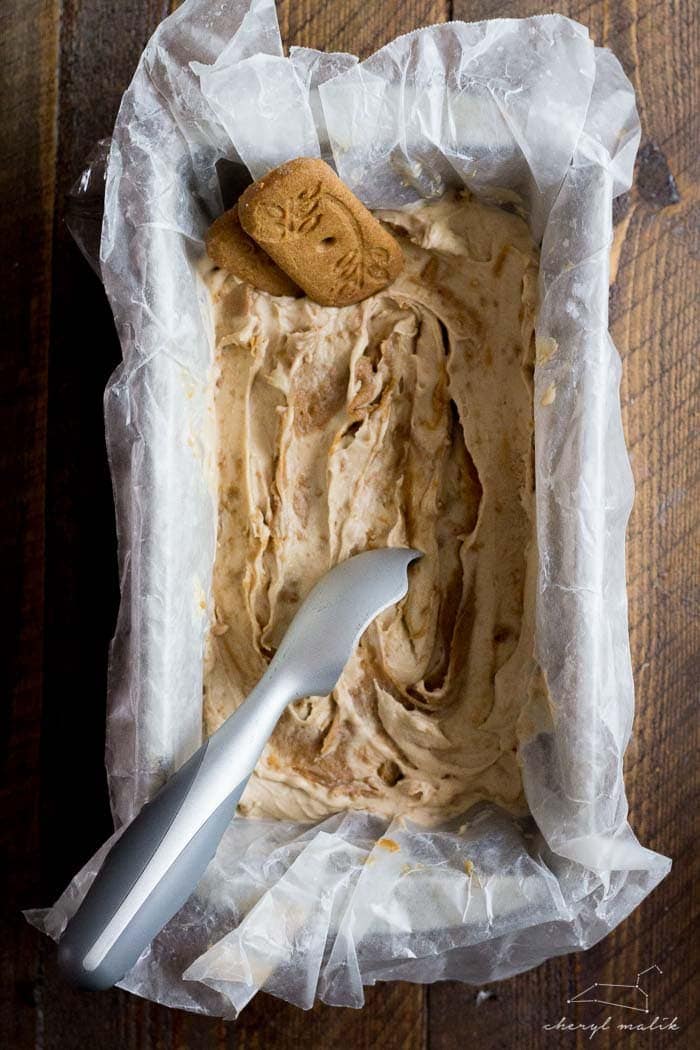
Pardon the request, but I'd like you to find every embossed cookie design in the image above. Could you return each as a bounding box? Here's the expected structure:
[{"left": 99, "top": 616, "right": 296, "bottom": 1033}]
[
  {"left": 205, "top": 204, "right": 302, "bottom": 297},
  {"left": 238, "top": 158, "right": 404, "bottom": 307}
]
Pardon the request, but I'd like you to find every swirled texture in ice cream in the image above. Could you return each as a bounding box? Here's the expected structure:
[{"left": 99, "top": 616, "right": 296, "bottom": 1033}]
[{"left": 202, "top": 190, "right": 539, "bottom": 825}]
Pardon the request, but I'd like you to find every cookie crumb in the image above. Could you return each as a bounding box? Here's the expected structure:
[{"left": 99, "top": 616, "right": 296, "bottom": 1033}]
[{"left": 541, "top": 383, "right": 556, "bottom": 406}]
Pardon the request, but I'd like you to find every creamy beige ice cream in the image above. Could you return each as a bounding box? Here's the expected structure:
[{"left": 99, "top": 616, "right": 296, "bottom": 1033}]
[{"left": 201, "top": 189, "right": 539, "bottom": 826}]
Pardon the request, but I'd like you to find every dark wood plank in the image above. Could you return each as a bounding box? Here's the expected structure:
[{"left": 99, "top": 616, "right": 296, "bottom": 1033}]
[
  {"left": 0, "top": 1, "right": 59, "bottom": 1047},
  {"left": 278, "top": 0, "right": 451, "bottom": 56},
  {"left": 233, "top": 983, "right": 426, "bottom": 1050},
  {"left": 428, "top": 1, "right": 699, "bottom": 1047}
]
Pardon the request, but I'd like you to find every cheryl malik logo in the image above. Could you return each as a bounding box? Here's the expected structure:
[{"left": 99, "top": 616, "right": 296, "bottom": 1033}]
[
  {"left": 568, "top": 964, "right": 662, "bottom": 1013},
  {"left": 542, "top": 965, "right": 681, "bottom": 1039}
]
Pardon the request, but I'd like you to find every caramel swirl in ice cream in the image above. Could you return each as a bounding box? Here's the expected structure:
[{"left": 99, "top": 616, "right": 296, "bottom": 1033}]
[{"left": 202, "top": 190, "right": 539, "bottom": 825}]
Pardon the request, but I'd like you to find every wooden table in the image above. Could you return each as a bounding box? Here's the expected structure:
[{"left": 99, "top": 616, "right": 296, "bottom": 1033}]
[{"left": 2, "top": 1, "right": 697, "bottom": 1046}]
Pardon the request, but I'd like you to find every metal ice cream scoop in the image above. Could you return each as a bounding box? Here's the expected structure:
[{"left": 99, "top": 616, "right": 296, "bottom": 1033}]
[{"left": 58, "top": 547, "right": 421, "bottom": 991}]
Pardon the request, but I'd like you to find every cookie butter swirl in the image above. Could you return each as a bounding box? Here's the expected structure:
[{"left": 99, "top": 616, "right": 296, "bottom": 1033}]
[{"left": 202, "top": 190, "right": 539, "bottom": 825}]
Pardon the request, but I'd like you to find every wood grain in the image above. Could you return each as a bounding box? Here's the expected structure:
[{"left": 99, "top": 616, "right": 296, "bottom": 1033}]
[
  {"left": 2, "top": 0, "right": 696, "bottom": 1047},
  {"left": 0, "top": 2, "right": 59, "bottom": 1047},
  {"left": 277, "top": 0, "right": 450, "bottom": 55}
]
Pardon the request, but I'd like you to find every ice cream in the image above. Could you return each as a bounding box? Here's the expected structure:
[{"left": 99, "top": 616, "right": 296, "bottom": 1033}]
[{"left": 202, "top": 189, "right": 539, "bottom": 826}]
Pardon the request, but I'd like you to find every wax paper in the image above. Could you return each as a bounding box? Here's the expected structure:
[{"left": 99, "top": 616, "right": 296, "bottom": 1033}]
[{"left": 27, "top": 0, "right": 671, "bottom": 1017}]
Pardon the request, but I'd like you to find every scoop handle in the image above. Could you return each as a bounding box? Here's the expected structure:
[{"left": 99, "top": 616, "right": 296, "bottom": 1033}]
[
  {"left": 57, "top": 739, "right": 247, "bottom": 990},
  {"left": 57, "top": 663, "right": 294, "bottom": 991},
  {"left": 56, "top": 548, "right": 419, "bottom": 990}
]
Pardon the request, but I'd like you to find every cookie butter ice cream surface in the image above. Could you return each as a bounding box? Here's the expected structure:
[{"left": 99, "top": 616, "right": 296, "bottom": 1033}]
[{"left": 202, "top": 190, "right": 539, "bottom": 825}]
